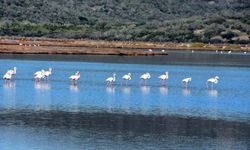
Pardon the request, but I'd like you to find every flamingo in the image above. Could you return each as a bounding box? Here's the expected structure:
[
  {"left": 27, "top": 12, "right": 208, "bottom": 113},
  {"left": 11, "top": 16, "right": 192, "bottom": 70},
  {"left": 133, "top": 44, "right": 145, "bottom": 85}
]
[
  {"left": 34, "top": 70, "right": 45, "bottom": 82},
  {"left": 206, "top": 76, "right": 219, "bottom": 89},
  {"left": 34, "top": 69, "right": 44, "bottom": 76},
  {"left": 6, "top": 67, "right": 17, "bottom": 75},
  {"left": 69, "top": 71, "right": 81, "bottom": 84},
  {"left": 182, "top": 77, "right": 192, "bottom": 88},
  {"left": 3, "top": 72, "right": 12, "bottom": 81},
  {"left": 106, "top": 73, "right": 116, "bottom": 86},
  {"left": 140, "top": 73, "right": 151, "bottom": 86},
  {"left": 158, "top": 72, "right": 168, "bottom": 86},
  {"left": 44, "top": 68, "right": 52, "bottom": 80},
  {"left": 121, "top": 73, "right": 131, "bottom": 86}
]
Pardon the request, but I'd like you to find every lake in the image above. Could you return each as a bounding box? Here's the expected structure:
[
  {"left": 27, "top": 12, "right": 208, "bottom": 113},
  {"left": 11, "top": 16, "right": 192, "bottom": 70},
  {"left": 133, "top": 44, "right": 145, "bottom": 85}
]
[{"left": 0, "top": 51, "right": 250, "bottom": 150}]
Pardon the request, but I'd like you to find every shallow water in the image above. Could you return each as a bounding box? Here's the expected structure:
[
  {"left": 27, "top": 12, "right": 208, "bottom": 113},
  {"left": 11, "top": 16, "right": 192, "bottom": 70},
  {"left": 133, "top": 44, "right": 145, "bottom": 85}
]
[{"left": 0, "top": 52, "right": 250, "bottom": 150}]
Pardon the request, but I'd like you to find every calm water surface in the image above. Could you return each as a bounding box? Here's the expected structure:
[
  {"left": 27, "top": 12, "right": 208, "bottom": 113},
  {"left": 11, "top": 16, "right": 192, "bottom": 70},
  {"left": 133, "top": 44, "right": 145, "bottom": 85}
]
[{"left": 0, "top": 52, "right": 250, "bottom": 150}]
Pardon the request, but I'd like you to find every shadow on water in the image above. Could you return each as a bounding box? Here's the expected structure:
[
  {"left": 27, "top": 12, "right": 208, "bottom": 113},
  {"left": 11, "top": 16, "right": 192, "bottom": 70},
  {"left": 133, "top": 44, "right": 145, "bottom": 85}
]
[
  {"left": 0, "top": 110, "right": 249, "bottom": 139},
  {"left": 1, "top": 52, "right": 250, "bottom": 67}
]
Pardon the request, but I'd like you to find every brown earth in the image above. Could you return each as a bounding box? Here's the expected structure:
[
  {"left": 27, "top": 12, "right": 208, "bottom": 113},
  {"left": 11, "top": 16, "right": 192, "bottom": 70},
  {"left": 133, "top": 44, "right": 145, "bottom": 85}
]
[{"left": 0, "top": 37, "right": 249, "bottom": 55}]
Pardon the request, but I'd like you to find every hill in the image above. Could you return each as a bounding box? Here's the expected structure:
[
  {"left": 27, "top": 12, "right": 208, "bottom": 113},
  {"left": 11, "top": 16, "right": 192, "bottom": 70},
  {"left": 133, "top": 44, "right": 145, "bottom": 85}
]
[{"left": 0, "top": 0, "right": 249, "bottom": 43}]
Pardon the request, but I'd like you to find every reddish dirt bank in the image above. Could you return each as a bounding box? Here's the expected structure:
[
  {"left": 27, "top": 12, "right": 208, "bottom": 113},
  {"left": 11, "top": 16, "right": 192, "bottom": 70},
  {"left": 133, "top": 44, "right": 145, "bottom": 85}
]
[
  {"left": 0, "top": 37, "right": 249, "bottom": 55},
  {"left": 0, "top": 37, "right": 167, "bottom": 56}
]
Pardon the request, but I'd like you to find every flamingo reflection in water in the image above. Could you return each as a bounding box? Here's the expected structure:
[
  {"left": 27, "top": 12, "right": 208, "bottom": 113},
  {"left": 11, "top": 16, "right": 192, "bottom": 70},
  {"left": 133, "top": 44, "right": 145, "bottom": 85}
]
[
  {"left": 140, "top": 85, "right": 150, "bottom": 94},
  {"left": 159, "top": 86, "right": 168, "bottom": 95},
  {"left": 182, "top": 88, "right": 191, "bottom": 96},
  {"left": 207, "top": 89, "right": 218, "bottom": 97},
  {"left": 34, "top": 82, "right": 51, "bottom": 90},
  {"left": 122, "top": 86, "right": 131, "bottom": 94},
  {"left": 3, "top": 80, "right": 15, "bottom": 89},
  {"left": 70, "top": 84, "right": 79, "bottom": 92},
  {"left": 106, "top": 86, "right": 115, "bottom": 94}
]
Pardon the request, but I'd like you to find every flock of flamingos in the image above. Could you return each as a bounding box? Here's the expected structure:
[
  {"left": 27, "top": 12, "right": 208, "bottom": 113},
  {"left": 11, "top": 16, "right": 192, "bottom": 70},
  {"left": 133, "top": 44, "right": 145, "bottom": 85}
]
[{"left": 2, "top": 66, "right": 219, "bottom": 89}]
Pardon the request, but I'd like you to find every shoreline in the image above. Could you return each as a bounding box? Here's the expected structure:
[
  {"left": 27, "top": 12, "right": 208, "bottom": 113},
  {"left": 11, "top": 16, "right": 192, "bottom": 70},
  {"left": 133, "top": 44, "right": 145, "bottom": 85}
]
[{"left": 0, "top": 37, "right": 249, "bottom": 55}]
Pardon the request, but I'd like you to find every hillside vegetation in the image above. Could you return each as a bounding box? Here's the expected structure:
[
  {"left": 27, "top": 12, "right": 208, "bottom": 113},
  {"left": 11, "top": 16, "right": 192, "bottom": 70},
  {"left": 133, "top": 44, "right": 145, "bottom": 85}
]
[{"left": 0, "top": 0, "right": 249, "bottom": 43}]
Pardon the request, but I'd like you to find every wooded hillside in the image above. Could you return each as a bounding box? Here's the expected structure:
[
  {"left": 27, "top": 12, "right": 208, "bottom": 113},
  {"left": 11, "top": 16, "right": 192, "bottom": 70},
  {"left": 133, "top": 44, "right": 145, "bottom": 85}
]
[{"left": 0, "top": 0, "right": 249, "bottom": 43}]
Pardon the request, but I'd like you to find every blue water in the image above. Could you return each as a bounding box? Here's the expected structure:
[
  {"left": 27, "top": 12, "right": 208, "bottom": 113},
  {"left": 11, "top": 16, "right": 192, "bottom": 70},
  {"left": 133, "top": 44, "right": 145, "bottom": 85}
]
[
  {"left": 0, "top": 56, "right": 250, "bottom": 150},
  {"left": 1, "top": 59, "right": 250, "bottom": 122}
]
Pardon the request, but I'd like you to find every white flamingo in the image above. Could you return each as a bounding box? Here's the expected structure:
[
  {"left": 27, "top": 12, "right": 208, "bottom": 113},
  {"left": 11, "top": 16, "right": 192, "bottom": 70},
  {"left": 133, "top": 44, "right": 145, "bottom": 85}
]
[
  {"left": 34, "top": 69, "right": 44, "bottom": 76},
  {"left": 3, "top": 72, "right": 12, "bottom": 80},
  {"left": 34, "top": 70, "right": 45, "bottom": 82},
  {"left": 69, "top": 71, "right": 81, "bottom": 84},
  {"left": 158, "top": 72, "right": 168, "bottom": 86},
  {"left": 182, "top": 77, "right": 192, "bottom": 88},
  {"left": 6, "top": 67, "right": 17, "bottom": 75},
  {"left": 206, "top": 76, "right": 219, "bottom": 89},
  {"left": 106, "top": 73, "right": 116, "bottom": 86},
  {"left": 140, "top": 73, "right": 151, "bottom": 86},
  {"left": 44, "top": 68, "right": 52, "bottom": 79},
  {"left": 121, "top": 73, "right": 131, "bottom": 86}
]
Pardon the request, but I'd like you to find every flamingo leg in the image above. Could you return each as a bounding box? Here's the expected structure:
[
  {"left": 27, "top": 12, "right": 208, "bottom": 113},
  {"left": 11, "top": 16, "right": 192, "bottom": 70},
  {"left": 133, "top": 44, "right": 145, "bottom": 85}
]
[{"left": 139, "top": 79, "right": 142, "bottom": 86}]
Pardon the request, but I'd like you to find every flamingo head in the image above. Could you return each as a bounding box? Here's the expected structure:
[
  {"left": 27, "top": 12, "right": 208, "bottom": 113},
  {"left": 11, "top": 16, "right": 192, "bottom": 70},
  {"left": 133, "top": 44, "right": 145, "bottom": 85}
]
[
  {"left": 13, "top": 67, "right": 17, "bottom": 71},
  {"left": 76, "top": 71, "right": 80, "bottom": 76},
  {"left": 113, "top": 73, "right": 116, "bottom": 76},
  {"left": 147, "top": 73, "right": 151, "bottom": 78},
  {"left": 215, "top": 76, "right": 219, "bottom": 80},
  {"left": 49, "top": 68, "right": 52, "bottom": 72},
  {"left": 189, "top": 77, "right": 192, "bottom": 81},
  {"left": 41, "top": 69, "right": 45, "bottom": 73},
  {"left": 128, "top": 73, "right": 131, "bottom": 76}
]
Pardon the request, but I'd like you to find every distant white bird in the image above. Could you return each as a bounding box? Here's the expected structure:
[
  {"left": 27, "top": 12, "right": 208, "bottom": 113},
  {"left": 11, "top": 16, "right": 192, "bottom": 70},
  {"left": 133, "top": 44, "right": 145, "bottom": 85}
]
[
  {"left": 3, "top": 72, "right": 12, "bottom": 80},
  {"left": 106, "top": 73, "right": 116, "bottom": 86},
  {"left": 148, "top": 49, "right": 152, "bottom": 52},
  {"left": 158, "top": 72, "right": 168, "bottom": 86},
  {"left": 228, "top": 51, "right": 231, "bottom": 54},
  {"left": 44, "top": 68, "right": 52, "bottom": 79},
  {"left": 121, "top": 73, "right": 131, "bottom": 86},
  {"left": 161, "top": 49, "right": 165, "bottom": 52},
  {"left": 6, "top": 67, "right": 17, "bottom": 75},
  {"left": 34, "top": 70, "right": 45, "bottom": 81},
  {"left": 206, "top": 76, "right": 219, "bottom": 89},
  {"left": 182, "top": 77, "right": 192, "bottom": 88},
  {"left": 34, "top": 69, "right": 44, "bottom": 76},
  {"left": 69, "top": 71, "right": 81, "bottom": 84},
  {"left": 191, "top": 50, "right": 194, "bottom": 53},
  {"left": 244, "top": 52, "right": 247, "bottom": 54},
  {"left": 3, "top": 67, "right": 17, "bottom": 81},
  {"left": 140, "top": 73, "right": 151, "bottom": 86}
]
